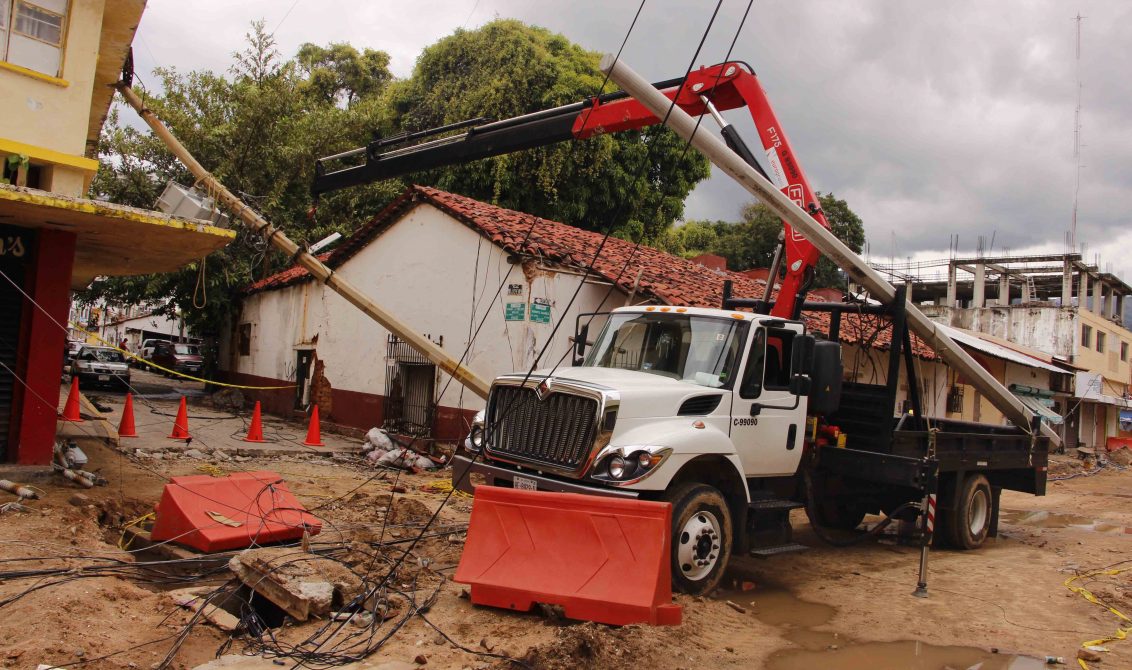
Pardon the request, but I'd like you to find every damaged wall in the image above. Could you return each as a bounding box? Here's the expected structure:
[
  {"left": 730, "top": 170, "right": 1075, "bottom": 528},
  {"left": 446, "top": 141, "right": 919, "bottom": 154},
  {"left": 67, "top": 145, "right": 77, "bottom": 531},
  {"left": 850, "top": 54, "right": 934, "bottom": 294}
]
[
  {"left": 921, "top": 304, "right": 1078, "bottom": 360},
  {"left": 220, "top": 203, "right": 626, "bottom": 439}
]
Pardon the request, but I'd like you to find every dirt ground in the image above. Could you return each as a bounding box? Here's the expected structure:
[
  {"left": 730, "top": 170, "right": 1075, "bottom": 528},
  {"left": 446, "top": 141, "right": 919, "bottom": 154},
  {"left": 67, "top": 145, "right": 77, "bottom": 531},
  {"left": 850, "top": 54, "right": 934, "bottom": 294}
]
[{"left": 2, "top": 379, "right": 1129, "bottom": 670}]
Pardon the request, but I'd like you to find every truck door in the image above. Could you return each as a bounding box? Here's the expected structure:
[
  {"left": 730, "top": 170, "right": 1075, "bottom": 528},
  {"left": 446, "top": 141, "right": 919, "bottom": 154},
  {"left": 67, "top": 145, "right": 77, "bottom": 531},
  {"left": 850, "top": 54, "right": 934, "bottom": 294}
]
[{"left": 730, "top": 324, "right": 806, "bottom": 477}]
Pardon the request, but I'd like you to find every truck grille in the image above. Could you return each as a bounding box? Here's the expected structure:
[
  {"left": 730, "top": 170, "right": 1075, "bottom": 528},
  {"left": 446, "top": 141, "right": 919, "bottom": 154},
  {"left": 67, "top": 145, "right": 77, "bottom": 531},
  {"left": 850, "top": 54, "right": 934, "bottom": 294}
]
[{"left": 486, "top": 385, "right": 599, "bottom": 471}]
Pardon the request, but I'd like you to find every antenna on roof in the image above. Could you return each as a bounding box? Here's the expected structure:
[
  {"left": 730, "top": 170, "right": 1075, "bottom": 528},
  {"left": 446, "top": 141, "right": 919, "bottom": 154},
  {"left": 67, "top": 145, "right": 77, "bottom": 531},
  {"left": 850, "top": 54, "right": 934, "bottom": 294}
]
[{"left": 1070, "top": 12, "right": 1086, "bottom": 251}]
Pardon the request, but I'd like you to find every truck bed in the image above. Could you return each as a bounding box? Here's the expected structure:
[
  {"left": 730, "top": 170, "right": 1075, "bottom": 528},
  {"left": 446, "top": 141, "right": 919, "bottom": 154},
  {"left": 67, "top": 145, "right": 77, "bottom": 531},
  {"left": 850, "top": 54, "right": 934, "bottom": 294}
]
[{"left": 825, "top": 382, "right": 1049, "bottom": 495}]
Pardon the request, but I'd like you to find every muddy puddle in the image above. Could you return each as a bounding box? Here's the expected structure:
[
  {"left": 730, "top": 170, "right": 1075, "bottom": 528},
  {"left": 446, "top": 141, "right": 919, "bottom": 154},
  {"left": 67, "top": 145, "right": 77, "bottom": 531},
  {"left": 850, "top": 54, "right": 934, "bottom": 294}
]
[
  {"left": 1000, "top": 508, "right": 1131, "bottom": 533},
  {"left": 718, "top": 572, "right": 1046, "bottom": 670},
  {"left": 766, "top": 640, "right": 1049, "bottom": 670}
]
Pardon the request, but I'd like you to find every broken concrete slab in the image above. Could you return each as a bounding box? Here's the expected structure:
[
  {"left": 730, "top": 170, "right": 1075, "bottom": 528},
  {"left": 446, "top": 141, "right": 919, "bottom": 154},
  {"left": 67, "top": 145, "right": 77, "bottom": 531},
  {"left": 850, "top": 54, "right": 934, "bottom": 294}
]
[
  {"left": 167, "top": 587, "right": 241, "bottom": 632},
  {"left": 228, "top": 547, "right": 364, "bottom": 621}
]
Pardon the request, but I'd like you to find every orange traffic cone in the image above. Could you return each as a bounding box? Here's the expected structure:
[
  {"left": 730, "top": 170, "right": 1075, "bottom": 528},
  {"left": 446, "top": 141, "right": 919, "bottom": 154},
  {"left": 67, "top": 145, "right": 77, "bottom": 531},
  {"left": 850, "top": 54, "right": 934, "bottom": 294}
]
[
  {"left": 168, "top": 396, "right": 191, "bottom": 440},
  {"left": 60, "top": 377, "right": 83, "bottom": 422},
  {"left": 244, "top": 401, "right": 266, "bottom": 443},
  {"left": 303, "top": 404, "right": 325, "bottom": 447},
  {"left": 118, "top": 393, "right": 138, "bottom": 438}
]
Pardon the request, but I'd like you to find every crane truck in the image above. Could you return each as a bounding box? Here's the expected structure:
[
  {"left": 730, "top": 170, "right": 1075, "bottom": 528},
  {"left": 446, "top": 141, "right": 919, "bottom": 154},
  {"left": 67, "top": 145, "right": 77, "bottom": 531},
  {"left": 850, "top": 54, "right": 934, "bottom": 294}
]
[{"left": 313, "top": 59, "right": 1055, "bottom": 595}]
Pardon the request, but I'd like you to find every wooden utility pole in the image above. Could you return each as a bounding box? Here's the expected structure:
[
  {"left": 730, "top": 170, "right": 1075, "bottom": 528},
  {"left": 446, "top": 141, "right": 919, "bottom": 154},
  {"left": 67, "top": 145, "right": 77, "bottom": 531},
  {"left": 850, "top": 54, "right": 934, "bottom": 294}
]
[{"left": 115, "top": 83, "right": 492, "bottom": 400}]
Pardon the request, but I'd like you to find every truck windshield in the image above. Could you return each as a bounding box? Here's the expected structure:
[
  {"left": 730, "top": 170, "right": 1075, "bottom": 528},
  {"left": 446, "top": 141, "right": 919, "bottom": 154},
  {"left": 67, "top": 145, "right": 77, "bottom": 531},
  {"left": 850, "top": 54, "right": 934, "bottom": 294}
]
[{"left": 585, "top": 312, "right": 745, "bottom": 388}]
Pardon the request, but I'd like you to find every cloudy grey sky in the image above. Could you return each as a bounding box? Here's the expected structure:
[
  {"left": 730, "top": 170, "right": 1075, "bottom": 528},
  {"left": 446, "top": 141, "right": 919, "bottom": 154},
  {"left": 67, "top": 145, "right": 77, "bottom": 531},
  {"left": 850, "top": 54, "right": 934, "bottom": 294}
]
[{"left": 131, "top": 1, "right": 1131, "bottom": 276}]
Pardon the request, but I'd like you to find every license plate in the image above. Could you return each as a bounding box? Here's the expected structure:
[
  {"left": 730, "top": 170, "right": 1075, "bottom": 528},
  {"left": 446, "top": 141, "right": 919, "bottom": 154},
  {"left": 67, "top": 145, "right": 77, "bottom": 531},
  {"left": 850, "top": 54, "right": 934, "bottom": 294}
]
[
  {"left": 98, "top": 375, "right": 110, "bottom": 381},
  {"left": 514, "top": 476, "right": 537, "bottom": 491}
]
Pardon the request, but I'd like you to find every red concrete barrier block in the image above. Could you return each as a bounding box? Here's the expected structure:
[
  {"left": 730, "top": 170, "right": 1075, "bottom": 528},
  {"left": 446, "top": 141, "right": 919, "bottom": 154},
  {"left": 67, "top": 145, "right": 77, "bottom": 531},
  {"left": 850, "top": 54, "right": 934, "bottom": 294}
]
[
  {"left": 454, "top": 486, "right": 681, "bottom": 626},
  {"left": 150, "top": 471, "right": 321, "bottom": 552}
]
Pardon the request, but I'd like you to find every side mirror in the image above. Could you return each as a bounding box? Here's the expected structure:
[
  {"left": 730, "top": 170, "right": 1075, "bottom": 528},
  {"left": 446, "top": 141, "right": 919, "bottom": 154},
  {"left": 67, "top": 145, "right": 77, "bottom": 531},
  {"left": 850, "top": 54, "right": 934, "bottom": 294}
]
[
  {"left": 574, "top": 323, "right": 589, "bottom": 365},
  {"left": 788, "top": 374, "right": 812, "bottom": 396},
  {"left": 790, "top": 334, "right": 816, "bottom": 375}
]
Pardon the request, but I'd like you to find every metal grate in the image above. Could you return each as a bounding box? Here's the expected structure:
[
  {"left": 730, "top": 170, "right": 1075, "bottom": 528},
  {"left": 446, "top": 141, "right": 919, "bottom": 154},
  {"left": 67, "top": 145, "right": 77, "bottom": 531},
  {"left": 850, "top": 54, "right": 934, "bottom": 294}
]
[
  {"left": 487, "top": 385, "right": 598, "bottom": 470},
  {"left": 678, "top": 394, "right": 722, "bottom": 415},
  {"left": 383, "top": 333, "right": 441, "bottom": 436}
]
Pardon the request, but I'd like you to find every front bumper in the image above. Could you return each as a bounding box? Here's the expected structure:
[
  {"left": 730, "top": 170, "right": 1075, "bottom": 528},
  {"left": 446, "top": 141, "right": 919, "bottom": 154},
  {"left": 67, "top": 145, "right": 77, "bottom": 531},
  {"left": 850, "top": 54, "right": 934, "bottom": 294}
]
[
  {"left": 451, "top": 452, "right": 639, "bottom": 499},
  {"left": 77, "top": 371, "right": 129, "bottom": 385}
]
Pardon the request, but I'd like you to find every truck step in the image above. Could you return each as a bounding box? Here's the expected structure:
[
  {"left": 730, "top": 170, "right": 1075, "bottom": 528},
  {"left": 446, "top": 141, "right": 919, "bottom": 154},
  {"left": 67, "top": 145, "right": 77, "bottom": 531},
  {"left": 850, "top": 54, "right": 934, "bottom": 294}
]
[
  {"left": 749, "top": 542, "right": 808, "bottom": 558},
  {"left": 748, "top": 498, "right": 805, "bottom": 512}
]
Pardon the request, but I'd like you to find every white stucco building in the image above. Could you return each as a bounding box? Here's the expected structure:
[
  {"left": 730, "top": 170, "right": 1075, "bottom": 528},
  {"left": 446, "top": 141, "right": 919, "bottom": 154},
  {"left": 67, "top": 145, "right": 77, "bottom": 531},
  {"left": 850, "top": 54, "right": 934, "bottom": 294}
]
[{"left": 221, "top": 186, "right": 1067, "bottom": 442}]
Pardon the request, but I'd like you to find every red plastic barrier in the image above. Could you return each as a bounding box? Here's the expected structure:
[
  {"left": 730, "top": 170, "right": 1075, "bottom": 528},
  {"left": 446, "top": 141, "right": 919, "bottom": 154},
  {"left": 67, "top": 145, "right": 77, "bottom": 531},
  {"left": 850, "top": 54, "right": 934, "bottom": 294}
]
[
  {"left": 150, "top": 471, "right": 321, "bottom": 552},
  {"left": 1106, "top": 436, "right": 1132, "bottom": 452},
  {"left": 454, "top": 486, "right": 681, "bottom": 626}
]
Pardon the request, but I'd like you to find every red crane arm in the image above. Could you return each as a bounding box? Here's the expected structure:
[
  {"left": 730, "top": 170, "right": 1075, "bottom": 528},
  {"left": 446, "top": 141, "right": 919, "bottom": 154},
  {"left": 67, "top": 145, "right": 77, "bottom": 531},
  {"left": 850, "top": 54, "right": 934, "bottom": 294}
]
[
  {"left": 572, "top": 62, "right": 830, "bottom": 318},
  {"left": 313, "top": 61, "right": 830, "bottom": 318}
]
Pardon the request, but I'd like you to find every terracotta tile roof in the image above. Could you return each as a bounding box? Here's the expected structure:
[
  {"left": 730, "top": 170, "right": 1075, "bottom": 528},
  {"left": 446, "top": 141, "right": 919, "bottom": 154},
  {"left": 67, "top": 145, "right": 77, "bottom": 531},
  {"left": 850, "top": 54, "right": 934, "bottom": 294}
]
[
  {"left": 246, "top": 186, "right": 937, "bottom": 359},
  {"left": 245, "top": 252, "right": 332, "bottom": 293}
]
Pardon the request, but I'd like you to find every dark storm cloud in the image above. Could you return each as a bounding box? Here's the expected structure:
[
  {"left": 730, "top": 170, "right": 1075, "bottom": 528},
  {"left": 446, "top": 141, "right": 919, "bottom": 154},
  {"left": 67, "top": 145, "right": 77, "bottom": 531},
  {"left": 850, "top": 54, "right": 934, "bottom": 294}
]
[{"left": 133, "top": 1, "right": 1131, "bottom": 272}]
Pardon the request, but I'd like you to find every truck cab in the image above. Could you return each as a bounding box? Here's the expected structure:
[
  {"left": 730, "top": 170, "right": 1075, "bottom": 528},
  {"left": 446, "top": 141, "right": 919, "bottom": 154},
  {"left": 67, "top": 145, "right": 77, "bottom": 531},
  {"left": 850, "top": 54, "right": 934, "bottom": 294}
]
[{"left": 453, "top": 305, "right": 843, "bottom": 593}]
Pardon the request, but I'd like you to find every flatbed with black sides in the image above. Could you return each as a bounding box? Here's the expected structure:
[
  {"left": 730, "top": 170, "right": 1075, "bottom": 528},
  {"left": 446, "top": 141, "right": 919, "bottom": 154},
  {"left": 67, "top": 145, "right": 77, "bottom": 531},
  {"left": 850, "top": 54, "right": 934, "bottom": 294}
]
[{"left": 797, "top": 287, "right": 1050, "bottom": 550}]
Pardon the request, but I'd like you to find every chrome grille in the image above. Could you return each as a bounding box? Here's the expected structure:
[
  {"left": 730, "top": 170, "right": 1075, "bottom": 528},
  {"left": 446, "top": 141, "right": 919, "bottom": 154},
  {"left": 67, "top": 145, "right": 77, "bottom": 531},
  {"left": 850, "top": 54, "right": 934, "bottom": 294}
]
[{"left": 486, "top": 385, "right": 599, "bottom": 470}]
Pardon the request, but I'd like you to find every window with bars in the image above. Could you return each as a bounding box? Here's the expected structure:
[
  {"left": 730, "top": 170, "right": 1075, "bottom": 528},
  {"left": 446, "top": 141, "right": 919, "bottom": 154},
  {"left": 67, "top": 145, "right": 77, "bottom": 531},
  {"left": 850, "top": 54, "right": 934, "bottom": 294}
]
[
  {"left": 2, "top": 0, "right": 67, "bottom": 76},
  {"left": 946, "top": 385, "right": 964, "bottom": 414}
]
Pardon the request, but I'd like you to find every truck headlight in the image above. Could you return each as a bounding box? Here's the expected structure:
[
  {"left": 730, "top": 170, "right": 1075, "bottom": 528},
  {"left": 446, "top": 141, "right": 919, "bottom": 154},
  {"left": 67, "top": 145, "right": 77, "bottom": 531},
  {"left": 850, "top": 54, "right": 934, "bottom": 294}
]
[
  {"left": 590, "top": 446, "right": 672, "bottom": 485},
  {"left": 464, "top": 410, "right": 486, "bottom": 452},
  {"left": 609, "top": 455, "right": 628, "bottom": 480}
]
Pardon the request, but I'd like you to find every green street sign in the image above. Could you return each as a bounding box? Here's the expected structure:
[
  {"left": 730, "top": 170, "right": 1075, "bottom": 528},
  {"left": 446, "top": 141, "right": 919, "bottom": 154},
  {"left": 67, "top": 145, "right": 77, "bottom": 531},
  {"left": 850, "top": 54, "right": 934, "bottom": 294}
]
[
  {"left": 529, "top": 302, "right": 551, "bottom": 324},
  {"left": 505, "top": 303, "right": 526, "bottom": 321}
]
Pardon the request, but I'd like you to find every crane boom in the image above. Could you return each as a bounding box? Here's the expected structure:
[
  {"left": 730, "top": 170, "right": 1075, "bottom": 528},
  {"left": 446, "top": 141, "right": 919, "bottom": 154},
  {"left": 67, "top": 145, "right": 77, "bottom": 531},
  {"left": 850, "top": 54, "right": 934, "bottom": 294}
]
[
  {"left": 600, "top": 54, "right": 1060, "bottom": 447},
  {"left": 312, "top": 62, "right": 830, "bottom": 319}
]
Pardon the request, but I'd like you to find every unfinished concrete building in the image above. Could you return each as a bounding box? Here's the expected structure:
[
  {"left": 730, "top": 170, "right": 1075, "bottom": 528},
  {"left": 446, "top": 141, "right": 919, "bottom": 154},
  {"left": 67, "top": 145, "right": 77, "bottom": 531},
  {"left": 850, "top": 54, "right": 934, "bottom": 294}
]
[{"left": 879, "top": 253, "right": 1132, "bottom": 450}]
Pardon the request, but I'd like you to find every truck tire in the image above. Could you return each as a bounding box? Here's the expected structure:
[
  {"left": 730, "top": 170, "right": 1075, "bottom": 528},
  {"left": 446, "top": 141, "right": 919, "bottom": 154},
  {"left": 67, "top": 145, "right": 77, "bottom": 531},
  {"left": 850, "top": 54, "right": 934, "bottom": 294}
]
[
  {"left": 810, "top": 498, "right": 867, "bottom": 531},
  {"left": 665, "top": 483, "right": 732, "bottom": 595},
  {"left": 945, "top": 473, "right": 992, "bottom": 549}
]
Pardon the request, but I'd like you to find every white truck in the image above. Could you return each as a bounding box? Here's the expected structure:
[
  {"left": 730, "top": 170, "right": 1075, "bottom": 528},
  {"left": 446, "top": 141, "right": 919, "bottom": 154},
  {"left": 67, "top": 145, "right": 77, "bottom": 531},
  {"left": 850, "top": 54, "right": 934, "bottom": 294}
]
[
  {"left": 310, "top": 59, "right": 1052, "bottom": 595},
  {"left": 452, "top": 295, "right": 1049, "bottom": 594}
]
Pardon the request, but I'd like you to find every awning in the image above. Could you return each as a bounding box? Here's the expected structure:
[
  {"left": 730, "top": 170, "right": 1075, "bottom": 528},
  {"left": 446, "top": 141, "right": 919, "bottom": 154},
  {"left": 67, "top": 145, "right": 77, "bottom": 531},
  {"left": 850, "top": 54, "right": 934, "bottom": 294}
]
[
  {"left": 1013, "top": 393, "right": 1063, "bottom": 425},
  {"left": 937, "top": 323, "right": 1068, "bottom": 374},
  {"left": 0, "top": 184, "right": 235, "bottom": 288}
]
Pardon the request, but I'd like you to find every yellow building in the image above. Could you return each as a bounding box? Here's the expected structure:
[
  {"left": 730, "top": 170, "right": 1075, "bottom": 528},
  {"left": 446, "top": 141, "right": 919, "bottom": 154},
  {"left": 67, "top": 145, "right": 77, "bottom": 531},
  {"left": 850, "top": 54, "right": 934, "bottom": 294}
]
[
  {"left": 0, "top": 0, "right": 235, "bottom": 464},
  {"left": 912, "top": 253, "right": 1132, "bottom": 450}
]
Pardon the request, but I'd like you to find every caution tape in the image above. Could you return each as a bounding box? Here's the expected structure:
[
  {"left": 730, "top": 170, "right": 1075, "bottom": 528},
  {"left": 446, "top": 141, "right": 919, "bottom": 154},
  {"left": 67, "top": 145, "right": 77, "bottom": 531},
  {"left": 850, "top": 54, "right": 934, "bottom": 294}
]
[
  {"left": 118, "top": 512, "right": 155, "bottom": 550},
  {"left": 1065, "top": 567, "right": 1132, "bottom": 669},
  {"left": 196, "top": 463, "right": 227, "bottom": 478},
  {"left": 68, "top": 321, "right": 296, "bottom": 390},
  {"left": 421, "top": 479, "right": 472, "bottom": 498}
]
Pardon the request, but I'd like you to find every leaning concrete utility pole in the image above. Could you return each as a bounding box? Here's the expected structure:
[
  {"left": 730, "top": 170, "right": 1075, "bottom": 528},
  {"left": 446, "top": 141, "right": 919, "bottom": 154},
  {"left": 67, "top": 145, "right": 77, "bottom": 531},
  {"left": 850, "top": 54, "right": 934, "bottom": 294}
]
[
  {"left": 599, "top": 55, "right": 1059, "bottom": 446},
  {"left": 114, "top": 83, "right": 492, "bottom": 399}
]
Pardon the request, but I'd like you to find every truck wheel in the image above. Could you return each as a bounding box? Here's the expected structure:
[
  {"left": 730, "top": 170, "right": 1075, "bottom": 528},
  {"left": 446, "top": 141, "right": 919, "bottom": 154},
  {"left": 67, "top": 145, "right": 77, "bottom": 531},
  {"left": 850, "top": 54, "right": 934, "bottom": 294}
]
[
  {"left": 945, "top": 474, "right": 992, "bottom": 549},
  {"left": 666, "top": 483, "right": 732, "bottom": 595},
  {"left": 810, "top": 499, "right": 867, "bottom": 531}
]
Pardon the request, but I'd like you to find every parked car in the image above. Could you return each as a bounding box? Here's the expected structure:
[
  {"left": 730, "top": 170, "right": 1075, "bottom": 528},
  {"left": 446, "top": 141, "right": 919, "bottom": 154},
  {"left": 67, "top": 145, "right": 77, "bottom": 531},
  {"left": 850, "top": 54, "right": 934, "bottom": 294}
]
[
  {"left": 151, "top": 341, "right": 204, "bottom": 377},
  {"left": 71, "top": 345, "right": 130, "bottom": 389},
  {"left": 138, "top": 338, "right": 163, "bottom": 369},
  {"left": 63, "top": 340, "right": 84, "bottom": 368}
]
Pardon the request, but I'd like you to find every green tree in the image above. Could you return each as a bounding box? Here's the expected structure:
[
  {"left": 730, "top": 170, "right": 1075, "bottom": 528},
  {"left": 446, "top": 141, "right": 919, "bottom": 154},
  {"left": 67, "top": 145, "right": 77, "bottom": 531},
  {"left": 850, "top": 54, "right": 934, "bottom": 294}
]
[
  {"left": 696, "top": 192, "right": 865, "bottom": 288},
  {"left": 388, "top": 20, "right": 711, "bottom": 241},
  {"left": 83, "top": 21, "right": 402, "bottom": 367},
  {"left": 83, "top": 19, "right": 716, "bottom": 372}
]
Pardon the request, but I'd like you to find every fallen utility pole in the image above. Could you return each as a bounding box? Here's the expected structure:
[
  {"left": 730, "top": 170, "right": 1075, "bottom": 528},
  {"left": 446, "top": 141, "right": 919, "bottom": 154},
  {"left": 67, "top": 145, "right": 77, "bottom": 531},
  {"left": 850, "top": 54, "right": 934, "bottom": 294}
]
[
  {"left": 600, "top": 55, "right": 1059, "bottom": 447},
  {"left": 114, "top": 83, "right": 492, "bottom": 400}
]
